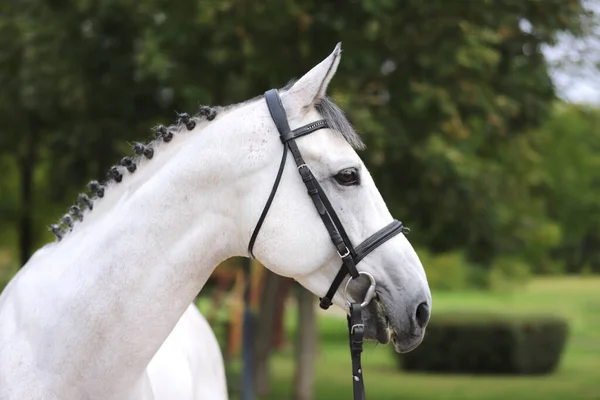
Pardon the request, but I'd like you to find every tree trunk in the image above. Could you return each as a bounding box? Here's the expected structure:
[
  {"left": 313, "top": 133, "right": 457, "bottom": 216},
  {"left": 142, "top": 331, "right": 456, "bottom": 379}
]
[
  {"left": 253, "top": 269, "right": 288, "bottom": 396},
  {"left": 228, "top": 269, "right": 248, "bottom": 360},
  {"left": 274, "top": 278, "right": 293, "bottom": 350},
  {"left": 294, "top": 286, "right": 317, "bottom": 400}
]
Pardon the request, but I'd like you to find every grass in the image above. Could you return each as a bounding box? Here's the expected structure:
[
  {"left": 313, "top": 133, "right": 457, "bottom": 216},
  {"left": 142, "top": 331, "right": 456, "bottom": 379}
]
[{"left": 222, "top": 277, "right": 600, "bottom": 400}]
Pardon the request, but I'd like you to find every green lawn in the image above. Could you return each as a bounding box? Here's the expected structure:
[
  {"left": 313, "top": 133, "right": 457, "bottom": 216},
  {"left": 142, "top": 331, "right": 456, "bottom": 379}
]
[{"left": 224, "top": 277, "right": 600, "bottom": 400}]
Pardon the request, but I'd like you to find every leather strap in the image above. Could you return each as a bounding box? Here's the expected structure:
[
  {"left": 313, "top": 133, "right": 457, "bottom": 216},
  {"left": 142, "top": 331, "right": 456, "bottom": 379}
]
[
  {"left": 354, "top": 220, "right": 404, "bottom": 264},
  {"left": 265, "top": 89, "right": 291, "bottom": 136},
  {"left": 287, "top": 141, "right": 357, "bottom": 265},
  {"left": 348, "top": 303, "right": 366, "bottom": 400},
  {"left": 311, "top": 172, "right": 357, "bottom": 259},
  {"left": 319, "top": 220, "right": 405, "bottom": 309},
  {"left": 247, "top": 144, "right": 288, "bottom": 258},
  {"left": 248, "top": 90, "right": 331, "bottom": 258},
  {"left": 280, "top": 120, "right": 328, "bottom": 143}
]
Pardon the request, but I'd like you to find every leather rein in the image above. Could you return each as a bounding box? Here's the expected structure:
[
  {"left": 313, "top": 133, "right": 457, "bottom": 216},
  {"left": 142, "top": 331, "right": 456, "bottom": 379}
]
[{"left": 248, "top": 89, "right": 407, "bottom": 400}]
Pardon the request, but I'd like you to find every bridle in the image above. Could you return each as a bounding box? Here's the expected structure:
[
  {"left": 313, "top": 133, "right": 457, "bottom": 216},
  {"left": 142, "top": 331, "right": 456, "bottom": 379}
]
[{"left": 248, "top": 89, "right": 407, "bottom": 400}]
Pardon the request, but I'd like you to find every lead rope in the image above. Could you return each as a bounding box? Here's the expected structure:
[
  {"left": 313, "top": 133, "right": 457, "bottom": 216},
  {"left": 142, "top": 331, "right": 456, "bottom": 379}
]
[{"left": 348, "top": 303, "right": 366, "bottom": 400}]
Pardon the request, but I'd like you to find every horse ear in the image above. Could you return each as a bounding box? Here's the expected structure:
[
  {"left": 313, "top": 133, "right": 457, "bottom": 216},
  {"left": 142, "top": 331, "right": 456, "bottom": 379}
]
[{"left": 285, "top": 42, "right": 342, "bottom": 108}]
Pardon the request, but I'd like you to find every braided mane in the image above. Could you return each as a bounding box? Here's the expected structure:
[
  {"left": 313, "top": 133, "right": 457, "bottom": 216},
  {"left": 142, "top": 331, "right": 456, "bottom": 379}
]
[
  {"left": 49, "top": 106, "right": 218, "bottom": 241},
  {"left": 49, "top": 85, "right": 364, "bottom": 242}
]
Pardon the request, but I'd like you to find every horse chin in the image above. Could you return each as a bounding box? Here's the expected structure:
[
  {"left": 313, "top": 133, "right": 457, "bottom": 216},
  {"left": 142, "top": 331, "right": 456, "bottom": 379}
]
[
  {"left": 362, "top": 297, "right": 392, "bottom": 345},
  {"left": 363, "top": 297, "right": 425, "bottom": 354}
]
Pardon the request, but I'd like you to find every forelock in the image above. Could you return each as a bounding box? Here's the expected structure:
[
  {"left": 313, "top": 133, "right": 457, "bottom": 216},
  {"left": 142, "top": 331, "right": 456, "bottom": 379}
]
[
  {"left": 314, "top": 96, "right": 365, "bottom": 151},
  {"left": 282, "top": 79, "right": 365, "bottom": 150}
]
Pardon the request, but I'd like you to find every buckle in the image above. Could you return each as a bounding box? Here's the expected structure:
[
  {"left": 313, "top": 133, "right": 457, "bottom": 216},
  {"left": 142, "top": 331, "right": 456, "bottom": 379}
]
[
  {"left": 350, "top": 323, "right": 364, "bottom": 351},
  {"left": 343, "top": 271, "right": 377, "bottom": 308},
  {"left": 351, "top": 323, "right": 364, "bottom": 334},
  {"left": 297, "top": 164, "right": 308, "bottom": 171},
  {"left": 337, "top": 246, "right": 351, "bottom": 259}
]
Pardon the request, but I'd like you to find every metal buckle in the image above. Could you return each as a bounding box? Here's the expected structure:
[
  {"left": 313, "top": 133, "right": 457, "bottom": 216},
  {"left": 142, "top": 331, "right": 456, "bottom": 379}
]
[
  {"left": 337, "top": 246, "right": 351, "bottom": 259},
  {"left": 343, "top": 271, "right": 376, "bottom": 308},
  {"left": 351, "top": 323, "right": 364, "bottom": 334},
  {"left": 297, "top": 164, "right": 308, "bottom": 171}
]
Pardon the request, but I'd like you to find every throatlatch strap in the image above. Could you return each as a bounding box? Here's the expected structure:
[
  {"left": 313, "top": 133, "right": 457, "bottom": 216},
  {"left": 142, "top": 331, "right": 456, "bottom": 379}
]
[
  {"left": 348, "top": 303, "right": 366, "bottom": 400},
  {"left": 249, "top": 89, "right": 331, "bottom": 258},
  {"left": 247, "top": 144, "right": 288, "bottom": 258},
  {"left": 264, "top": 90, "right": 355, "bottom": 263}
]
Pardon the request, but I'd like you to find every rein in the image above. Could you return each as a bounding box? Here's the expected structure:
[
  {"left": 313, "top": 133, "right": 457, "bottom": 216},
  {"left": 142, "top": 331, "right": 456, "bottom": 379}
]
[{"left": 249, "top": 89, "right": 406, "bottom": 400}]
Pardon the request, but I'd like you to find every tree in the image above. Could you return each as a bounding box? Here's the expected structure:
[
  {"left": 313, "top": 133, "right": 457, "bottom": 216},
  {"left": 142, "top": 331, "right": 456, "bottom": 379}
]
[
  {"left": 531, "top": 103, "right": 600, "bottom": 273},
  {"left": 294, "top": 286, "right": 317, "bottom": 400},
  {"left": 0, "top": 0, "right": 181, "bottom": 264},
  {"left": 253, "top": 270, "right": 290, "bottom": 395},
  {"left": 0, "top": 0, "right": 595, "bottom": 280}
]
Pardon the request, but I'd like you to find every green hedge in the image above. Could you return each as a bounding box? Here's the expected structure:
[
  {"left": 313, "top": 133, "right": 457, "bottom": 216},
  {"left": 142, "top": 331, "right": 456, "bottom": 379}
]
[{"left": 398, "top": 312, "right": 569, "bottom": 375}]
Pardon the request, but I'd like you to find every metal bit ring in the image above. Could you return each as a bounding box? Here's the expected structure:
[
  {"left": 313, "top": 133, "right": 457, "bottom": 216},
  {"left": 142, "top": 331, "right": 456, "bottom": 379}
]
[{"left": 343, "top": 271, "right": 377, "bottom": 308}]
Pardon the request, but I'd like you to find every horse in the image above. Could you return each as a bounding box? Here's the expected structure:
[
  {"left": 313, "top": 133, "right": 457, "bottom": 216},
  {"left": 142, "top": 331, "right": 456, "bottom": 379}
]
[
  {"left": 146, "top": 303, "right": 227, "bottom": 399},
  {"left": 0, "top": 43, "right": 431, "bottom": 400}
]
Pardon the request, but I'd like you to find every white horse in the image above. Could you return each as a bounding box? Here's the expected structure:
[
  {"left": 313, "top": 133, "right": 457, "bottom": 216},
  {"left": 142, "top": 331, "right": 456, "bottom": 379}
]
[
  {"left": 0, "top": 43, "right": 431, "bottom": 400},
  {"left": 146, "top": 303, "right": 227, "bottom": 399}
]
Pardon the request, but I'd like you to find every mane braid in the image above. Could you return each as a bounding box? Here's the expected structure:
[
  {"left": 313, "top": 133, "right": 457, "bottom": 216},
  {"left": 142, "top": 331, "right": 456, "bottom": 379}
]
[
  {"left": 48, "top": 105, "right": 219, "bottom": 242},
  {"left": 47, "top": 86, "right": 364, "bottom": 242}
]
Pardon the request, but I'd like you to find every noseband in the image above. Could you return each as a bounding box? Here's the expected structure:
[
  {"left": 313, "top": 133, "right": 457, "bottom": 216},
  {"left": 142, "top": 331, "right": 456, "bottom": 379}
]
[{"left": 248, "top": 89, "right": 407, "bottom": 400}]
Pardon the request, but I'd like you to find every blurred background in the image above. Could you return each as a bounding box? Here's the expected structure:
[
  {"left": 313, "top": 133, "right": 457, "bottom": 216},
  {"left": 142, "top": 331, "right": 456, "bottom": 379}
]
[{"left": 1, "top": 0, "right": 599, "bottom": 399}]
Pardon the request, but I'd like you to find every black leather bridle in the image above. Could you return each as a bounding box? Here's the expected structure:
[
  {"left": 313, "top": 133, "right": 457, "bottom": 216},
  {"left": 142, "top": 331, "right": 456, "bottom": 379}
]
[{"left": 248, "top": 89, "right": 407, "bottom": 400}]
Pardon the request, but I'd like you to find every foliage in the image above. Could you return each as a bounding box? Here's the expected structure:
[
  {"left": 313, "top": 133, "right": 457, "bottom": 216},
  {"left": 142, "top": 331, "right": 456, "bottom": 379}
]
[
  {"left": 487, "top": 255, "right": 532, "bottom": 290},
  {"left": 397, "top": 312, "right": 569, "bottom": 375},
  {"left": 416, "top": 248, "right": 533, "bottom": 291},
  {"left": 0, "top": 0, "right": 597, "bottom": 276},
  {"left": 0, "top": 0, "right": 175, "bottom": 263},
  {"left": 0, "top": 250, "right": 18, "bottom": 294},
  {"left": 530, "top": 104, "right": 600, "bottom": 273},
  {"left": 414, "top": 247, "right": 474, "bottom": 290}
]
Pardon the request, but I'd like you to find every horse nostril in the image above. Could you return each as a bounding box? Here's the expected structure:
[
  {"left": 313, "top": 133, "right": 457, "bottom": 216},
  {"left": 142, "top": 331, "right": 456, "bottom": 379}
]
[{"left": 415, "top": 302, "right": 430, "bottom": 329}]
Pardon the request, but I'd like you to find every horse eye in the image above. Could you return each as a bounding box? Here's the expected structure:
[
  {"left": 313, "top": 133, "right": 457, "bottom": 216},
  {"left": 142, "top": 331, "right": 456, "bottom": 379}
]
[{"left": 334, "top": 168, "right": 359, "bottom": 186}]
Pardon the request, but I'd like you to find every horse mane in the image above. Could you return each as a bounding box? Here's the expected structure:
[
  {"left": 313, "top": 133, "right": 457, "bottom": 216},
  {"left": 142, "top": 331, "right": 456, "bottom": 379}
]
[
  {"left": 49, "top": 105, "right": 219, "bottom": 241},
  {"left": 49, "top": 85, "right": 364, "bottom": 241}
]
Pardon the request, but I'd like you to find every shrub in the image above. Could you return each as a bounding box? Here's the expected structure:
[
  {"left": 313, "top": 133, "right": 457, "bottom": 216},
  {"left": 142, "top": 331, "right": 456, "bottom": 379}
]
[
  {"left": 415, "top": 248, "right": 535, "bottom": 291},
  {"left": 487, "top": 256, "right": 532, "bottom": 291},
  {"left": 415, "top": 248, "right": 472, "bottom": 291},
  {"left": 398, "top": 312, "right": 569, "bottom": 375}
]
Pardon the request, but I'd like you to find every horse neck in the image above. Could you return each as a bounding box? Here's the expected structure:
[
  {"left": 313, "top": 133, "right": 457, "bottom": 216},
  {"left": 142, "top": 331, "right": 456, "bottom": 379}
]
[{"left": 21, "top": 114, "right": 253, "bottom": 394}]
